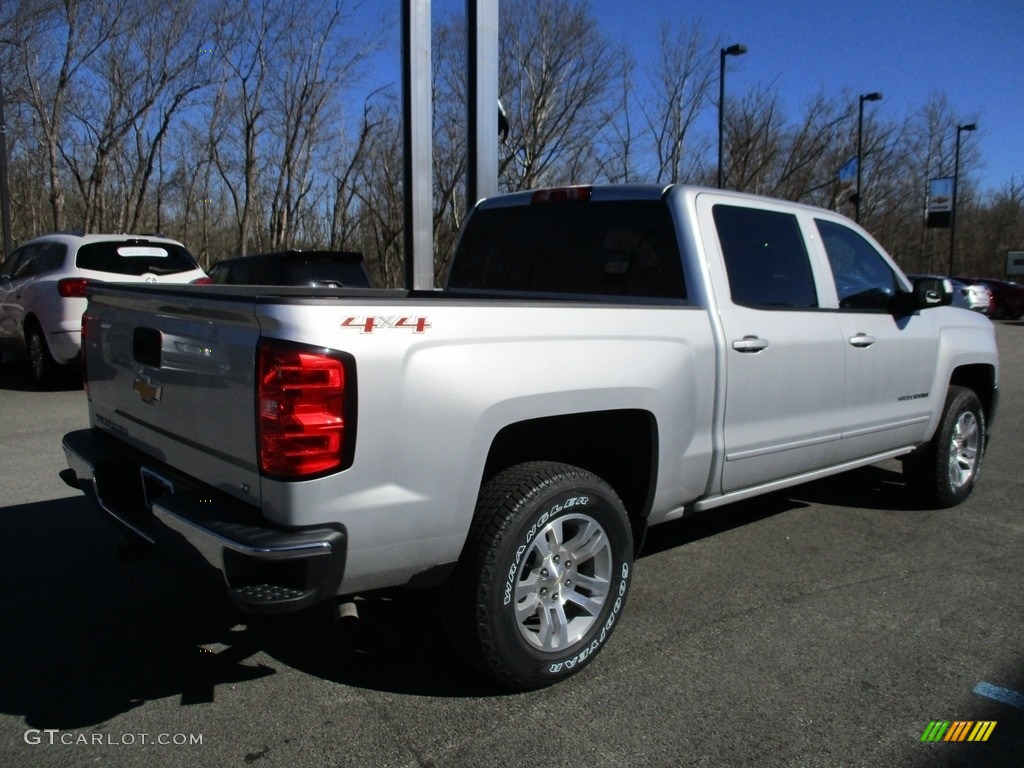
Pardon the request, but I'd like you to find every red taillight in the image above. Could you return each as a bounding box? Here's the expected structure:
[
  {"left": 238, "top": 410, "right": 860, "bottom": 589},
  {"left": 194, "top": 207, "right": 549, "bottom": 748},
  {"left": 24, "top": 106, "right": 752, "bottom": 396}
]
[
  {"left": 58, "top": 278, "right": 90, "bottom": 297},
  {"left": 191, "top": 276, "right": 214, "bottom": 285},
  {"left": 531, "top": 186, "right": 593, "bottom": 204},
  {"left": 257, "top": 339, "right": 354, "bottom": 478}
]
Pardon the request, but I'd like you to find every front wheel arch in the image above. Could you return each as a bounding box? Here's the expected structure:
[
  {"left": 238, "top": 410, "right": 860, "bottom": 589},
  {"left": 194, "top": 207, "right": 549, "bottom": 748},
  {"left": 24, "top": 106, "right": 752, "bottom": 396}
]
[{"left": 904, "top": 385, "right": 985, "bottom": 508}]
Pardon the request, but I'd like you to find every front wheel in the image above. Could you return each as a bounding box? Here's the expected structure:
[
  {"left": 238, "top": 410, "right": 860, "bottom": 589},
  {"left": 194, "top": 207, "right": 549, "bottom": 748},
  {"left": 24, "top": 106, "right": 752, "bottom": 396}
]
[
  {"left": 444, "top": 462, "right": 633, "bottom": 690},
  {"left": 903, "top": 385, "right": 985, "bottom": 508}
]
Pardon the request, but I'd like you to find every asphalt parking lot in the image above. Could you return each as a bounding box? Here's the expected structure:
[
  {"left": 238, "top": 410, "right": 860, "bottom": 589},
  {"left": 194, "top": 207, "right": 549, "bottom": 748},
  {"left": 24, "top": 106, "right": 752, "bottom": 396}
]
[{"left": 1, "top": 323, "right": 1022, "bottom": 768}]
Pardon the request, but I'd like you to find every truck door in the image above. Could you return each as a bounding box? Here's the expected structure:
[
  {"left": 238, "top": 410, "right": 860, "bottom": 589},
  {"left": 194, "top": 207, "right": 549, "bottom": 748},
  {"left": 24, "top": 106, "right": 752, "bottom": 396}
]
[
  {"left": 697, "top": 196, "right": 845, "bottom": 493},
  {"left": 812, "top": 217, "right": 938, "bottom": 461}
]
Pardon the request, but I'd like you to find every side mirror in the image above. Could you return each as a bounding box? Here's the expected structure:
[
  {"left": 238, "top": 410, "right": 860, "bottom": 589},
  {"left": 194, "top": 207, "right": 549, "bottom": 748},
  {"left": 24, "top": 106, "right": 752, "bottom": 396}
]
[
  {"left": 913, "top": 277, "right": 954, "bottom": 308},
  {"left": 890, "top": 277, "right": 953, "bottom": 315}
]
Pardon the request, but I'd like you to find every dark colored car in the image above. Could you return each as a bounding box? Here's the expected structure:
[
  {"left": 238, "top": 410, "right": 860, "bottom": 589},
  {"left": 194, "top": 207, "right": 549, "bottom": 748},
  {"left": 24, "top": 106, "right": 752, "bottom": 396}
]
[
  {"left": 954, "top": 277, "right": 1024, "bottom": 319},
  {"left": 207, "top": 250, "right": 371, "bottom": 288}
]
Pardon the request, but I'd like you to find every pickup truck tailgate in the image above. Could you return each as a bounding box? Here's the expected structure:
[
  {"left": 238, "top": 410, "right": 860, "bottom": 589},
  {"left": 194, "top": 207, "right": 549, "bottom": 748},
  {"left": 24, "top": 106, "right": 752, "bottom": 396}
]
[{"left": 82, "top": 286, "right": 263, "bottom": 505}]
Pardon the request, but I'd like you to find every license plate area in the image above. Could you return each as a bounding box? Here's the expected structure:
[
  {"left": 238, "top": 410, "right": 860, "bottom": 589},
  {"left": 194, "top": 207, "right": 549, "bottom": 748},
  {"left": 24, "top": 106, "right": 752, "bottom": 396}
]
[{"left": 141, "top": 466, "right": 175, "bottom": 509}]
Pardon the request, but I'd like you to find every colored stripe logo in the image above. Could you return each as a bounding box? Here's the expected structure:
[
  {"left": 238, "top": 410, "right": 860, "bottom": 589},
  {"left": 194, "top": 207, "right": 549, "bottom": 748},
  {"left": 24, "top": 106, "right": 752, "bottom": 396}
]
[{"left": 921, "top": 721, "right": 997, "bottom": 742}]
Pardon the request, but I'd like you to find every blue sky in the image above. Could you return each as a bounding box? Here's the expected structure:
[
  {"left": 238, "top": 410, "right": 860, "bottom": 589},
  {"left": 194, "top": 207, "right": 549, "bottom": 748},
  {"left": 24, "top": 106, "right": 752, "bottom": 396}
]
[{"left": 359, "top": 0, "right": 1022, "bottom": 193}]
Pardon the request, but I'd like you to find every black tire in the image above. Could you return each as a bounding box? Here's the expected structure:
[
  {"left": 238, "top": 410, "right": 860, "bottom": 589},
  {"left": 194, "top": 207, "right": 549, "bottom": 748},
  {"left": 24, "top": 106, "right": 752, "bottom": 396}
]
[
  {"left": 903, "top": 385, "right": 985, "bottom": 508},
  {"left": 444, "top": 462, "right": 633, "bottom": 690},
  {"left": 26, "top": 321, "right": 58, "bottom": 389}
]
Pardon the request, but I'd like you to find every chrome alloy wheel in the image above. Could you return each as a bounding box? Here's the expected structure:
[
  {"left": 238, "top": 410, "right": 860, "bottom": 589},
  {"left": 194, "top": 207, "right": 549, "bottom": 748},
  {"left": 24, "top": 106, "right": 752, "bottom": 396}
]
[
  {"left": 947, "top": 410, "right": 980, "bottom": 491},
  {"left": 512, "top": 513, "right": 613, "bottom": 652}
]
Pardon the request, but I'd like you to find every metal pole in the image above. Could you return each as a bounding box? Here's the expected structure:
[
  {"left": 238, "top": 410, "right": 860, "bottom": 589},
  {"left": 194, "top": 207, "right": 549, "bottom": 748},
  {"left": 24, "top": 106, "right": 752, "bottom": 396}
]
[
  {"left": 855, "top": 99, "right": 865, "bottom": 223},
  {"left": 0, "top": 69, "right": 13, "bottom": 261},
  {"left": 466, "top": 0, "right": 499, "bottom": 210},
  {"left": 948, "top": 123, "right": 976, "bottom": 276},
  {"left": 855, "top": 93, "right": 881, "bottom": 224},
  {"left": 717, "top": 50, "right": 725, "bottom": 189},
  {"left": 402, "top": 0, "right": 434, "bottom": 290},
  {"left": 717, "top": 44, "right": 745, "bottom": 189}
]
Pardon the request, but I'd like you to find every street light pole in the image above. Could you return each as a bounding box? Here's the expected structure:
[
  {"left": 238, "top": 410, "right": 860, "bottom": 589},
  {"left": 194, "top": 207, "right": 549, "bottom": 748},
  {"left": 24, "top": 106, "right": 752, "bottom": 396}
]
[
  {"left": 948, "top": 122, "right": 977, "bottom": 276},
  {"left": 0, "top": 69, "right": 13, "bottom": 261},
  {"left": 855, "top": 92, "right": 882, "bottom": 224},
  {"left": 717, "top": 43, "right": 746, "bottom": 189}
]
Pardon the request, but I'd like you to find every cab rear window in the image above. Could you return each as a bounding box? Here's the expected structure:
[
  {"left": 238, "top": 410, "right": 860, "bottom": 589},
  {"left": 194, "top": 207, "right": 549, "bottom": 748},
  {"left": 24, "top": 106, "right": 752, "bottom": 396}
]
[
  {"left": 76, "top": 241, "right": 199, "bottom": 276},
  {"left": 448, "top": 200, "right": 686, "bottom": 301}
]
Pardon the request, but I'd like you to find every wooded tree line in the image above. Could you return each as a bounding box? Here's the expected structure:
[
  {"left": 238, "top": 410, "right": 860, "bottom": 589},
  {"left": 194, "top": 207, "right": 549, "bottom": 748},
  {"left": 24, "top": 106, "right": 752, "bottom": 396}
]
[{"left": 2, "top": 0, "right": 1021, "bottom": 286}]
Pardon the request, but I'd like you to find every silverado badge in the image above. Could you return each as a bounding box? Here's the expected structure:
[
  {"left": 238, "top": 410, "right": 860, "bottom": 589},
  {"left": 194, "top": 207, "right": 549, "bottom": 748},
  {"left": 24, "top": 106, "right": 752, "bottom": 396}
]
[{"left": 133, "top": 374, "right": 163, "bottom": 404}]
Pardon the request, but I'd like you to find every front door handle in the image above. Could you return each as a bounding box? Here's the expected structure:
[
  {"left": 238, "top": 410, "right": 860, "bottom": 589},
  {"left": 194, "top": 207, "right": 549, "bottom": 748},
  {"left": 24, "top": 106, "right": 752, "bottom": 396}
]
[
  {"left": 848, "top": 333, "right": 877, "bottom": 348},
  {"left": 732, "top": 336, "right": 769, "bottom": 353}
]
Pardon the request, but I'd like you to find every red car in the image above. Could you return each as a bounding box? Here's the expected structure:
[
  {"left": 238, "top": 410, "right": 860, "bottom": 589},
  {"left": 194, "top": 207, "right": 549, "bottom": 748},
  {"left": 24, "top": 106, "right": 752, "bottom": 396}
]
[{"left": 955, "top": 277, "right": 1024, "bottom": 319}]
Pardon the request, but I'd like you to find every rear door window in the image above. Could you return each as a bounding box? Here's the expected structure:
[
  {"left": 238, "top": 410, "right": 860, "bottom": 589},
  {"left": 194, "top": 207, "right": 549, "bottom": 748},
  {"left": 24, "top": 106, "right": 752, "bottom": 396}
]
[
  {"left": 3, "top": 244, "right": 40, "bottom": 279},
  {"left": 712, "top": 205, "right": 818, "bottom": 308},
  {"left": 35, "top": 243, "right": 67, "bottom": 274}
]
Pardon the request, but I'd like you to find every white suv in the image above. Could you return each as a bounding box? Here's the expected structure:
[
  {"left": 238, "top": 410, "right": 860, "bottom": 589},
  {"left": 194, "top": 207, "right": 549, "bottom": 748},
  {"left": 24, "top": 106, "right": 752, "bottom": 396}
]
[{"left": 0, "top": 232, "right": 209, "bottom": 386}]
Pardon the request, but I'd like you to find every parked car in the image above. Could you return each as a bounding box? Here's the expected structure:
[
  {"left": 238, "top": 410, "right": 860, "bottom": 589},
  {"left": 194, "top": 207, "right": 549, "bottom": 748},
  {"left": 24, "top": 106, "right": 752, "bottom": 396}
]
[
  {"left": 955, "top": 277, "right": 1024, "bottom": 319},
  {"left": 963, "top": 280, "right": 996, "bottom": 315},
  {"left": 207, "top": 250, "right": 371, "bottom": 288},
  {"left": 0, "top": 232, "right": 209, "bottom": 386},
  {"left": 908, "top": 275, "right": 990, "bottom": 314}
]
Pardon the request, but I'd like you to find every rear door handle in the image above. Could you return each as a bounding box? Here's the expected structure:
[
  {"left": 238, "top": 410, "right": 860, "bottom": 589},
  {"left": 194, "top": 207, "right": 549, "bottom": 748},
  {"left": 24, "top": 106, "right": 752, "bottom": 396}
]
[
  {"left": 848, "top": 333, "right": 877, "bottom": 348},
  {"left": 731, "top": 336, "right": 769, "bottom": 353}
]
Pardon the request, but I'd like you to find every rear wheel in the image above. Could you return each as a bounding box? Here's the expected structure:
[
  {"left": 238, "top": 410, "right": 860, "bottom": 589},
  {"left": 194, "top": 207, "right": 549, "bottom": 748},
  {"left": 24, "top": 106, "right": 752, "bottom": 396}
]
[
  {"left": 444, "top": 462, "right": 633, "bottom": 690},
  {"left": 903, "top": 386, "right": 985, "bottom": 508},
  {"left": 26, "top": 321, "right": 58, "bottom": 389}
]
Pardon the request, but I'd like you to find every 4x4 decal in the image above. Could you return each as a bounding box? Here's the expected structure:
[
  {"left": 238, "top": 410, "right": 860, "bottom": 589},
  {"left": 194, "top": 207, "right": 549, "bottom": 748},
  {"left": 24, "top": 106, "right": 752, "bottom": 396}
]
[{"left": 340, "top": 316, "right": 431, "bottom": 334}]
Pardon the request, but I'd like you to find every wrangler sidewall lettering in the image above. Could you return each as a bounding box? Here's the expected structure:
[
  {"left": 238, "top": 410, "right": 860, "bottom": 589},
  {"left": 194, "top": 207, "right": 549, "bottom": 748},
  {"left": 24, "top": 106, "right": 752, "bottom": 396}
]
[{"left": 488, "top": 469, "right": 633, "bottom": 687}]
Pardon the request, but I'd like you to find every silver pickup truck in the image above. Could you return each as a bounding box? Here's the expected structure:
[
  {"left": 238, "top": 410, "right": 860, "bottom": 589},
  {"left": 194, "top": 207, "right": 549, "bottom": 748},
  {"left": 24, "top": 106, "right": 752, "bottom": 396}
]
[{"left": 62, "top": 184, "right": 998, "bottom": 689}]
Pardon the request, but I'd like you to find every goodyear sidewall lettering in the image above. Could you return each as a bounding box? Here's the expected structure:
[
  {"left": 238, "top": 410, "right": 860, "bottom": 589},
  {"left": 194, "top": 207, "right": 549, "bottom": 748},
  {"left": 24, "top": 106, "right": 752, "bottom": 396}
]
[{"left": 499, "top": 487, "right": 632, "bottom": 681}]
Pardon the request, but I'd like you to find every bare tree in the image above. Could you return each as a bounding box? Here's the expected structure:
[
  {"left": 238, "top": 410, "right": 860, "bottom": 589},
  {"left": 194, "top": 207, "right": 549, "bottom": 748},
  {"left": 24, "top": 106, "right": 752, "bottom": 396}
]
[
  {"left": 498, "top": 0, "right": 622, "bottom": 190},
  {"left": 265, "top": 1, "right": 373, "bottom": 251},
  {"left": 640, "top": 21, "right": 717, "bottom": 184},
  {"left": 591, "top": 53, "right": 638, "bottom": 183},
  {"left": 12, "top": 0, "right": 213, "bottom": 232},
  {"left": 2, "top": 0, "right": 1014, "bottom": 282},
  {"left": 329, "top": 99, "right": 383, "bottom": 254},
  {"left": 207, "top": 0, "right": 276, "bottom": 256},
  {"left": 352, "top": 97, "right": 405, "bottom": 288},
  {"left": 8, "top": 0, "right": 122, "bottom": 230},
  {"left": 722, "top": 86, "right": 784, "bottom": 194}
]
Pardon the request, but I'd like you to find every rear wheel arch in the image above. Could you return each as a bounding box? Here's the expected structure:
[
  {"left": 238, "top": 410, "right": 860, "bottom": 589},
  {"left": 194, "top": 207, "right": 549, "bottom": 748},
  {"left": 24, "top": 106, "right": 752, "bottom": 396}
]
[{"left": 480, "top": 409, "right": 658, "bottom": 548}]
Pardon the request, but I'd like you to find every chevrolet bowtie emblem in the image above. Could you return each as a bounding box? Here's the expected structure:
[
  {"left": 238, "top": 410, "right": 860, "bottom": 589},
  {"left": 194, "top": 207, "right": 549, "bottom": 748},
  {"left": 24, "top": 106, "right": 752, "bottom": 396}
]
[{"left": 133, "top": 374, "right": 163, "bottom": 404}]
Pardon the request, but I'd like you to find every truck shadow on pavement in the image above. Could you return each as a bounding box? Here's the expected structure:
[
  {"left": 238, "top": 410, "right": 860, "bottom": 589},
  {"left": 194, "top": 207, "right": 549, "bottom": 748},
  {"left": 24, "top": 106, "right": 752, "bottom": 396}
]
[
  {"left": 640, "top": 463, "right": 926, "bottom": 558},
  {"left": 0, "top": 495, "right": 499, "bottom": 730},
  {"left": 0, "top": 464, "right": 932, "bottom": 722},
  {"left": 0, "top": 359, "right": 83, "bottom": 392},
  {"left": 784, "top": 463, "right": 933, "bottom": 512}
]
